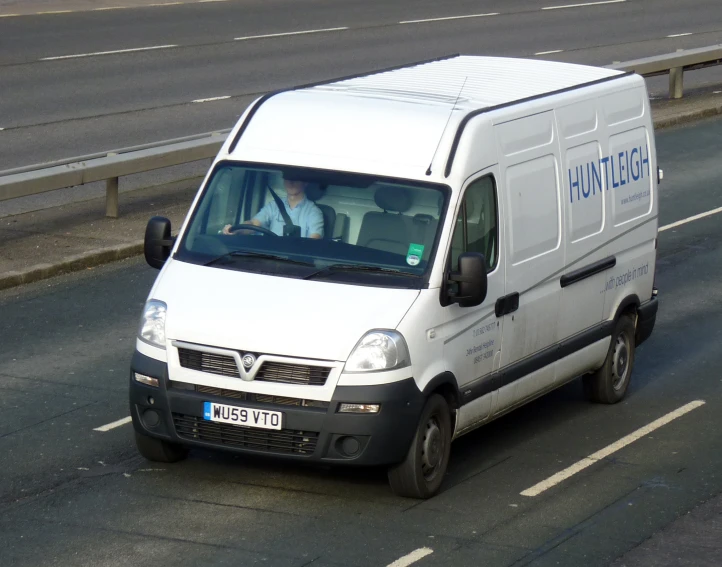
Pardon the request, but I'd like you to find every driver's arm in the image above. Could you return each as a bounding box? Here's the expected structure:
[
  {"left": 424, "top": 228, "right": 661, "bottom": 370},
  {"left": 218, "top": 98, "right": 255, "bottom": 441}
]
[
  {"left": 222, "top": 218, "right": 262, "bottom": 235},
  {"left": 240, "top": 218, "right": 263, "bottom": 235},
  {"left": 307, "top": 205, "right": 324, "bottom": 240},
  {"left": 222, "top": 202, "right": 271, "bottom": 235}
]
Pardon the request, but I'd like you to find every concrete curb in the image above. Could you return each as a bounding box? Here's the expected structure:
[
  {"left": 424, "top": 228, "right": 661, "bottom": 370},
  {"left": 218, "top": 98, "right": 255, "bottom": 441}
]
[
  {"left": 0, "top": 240, "right": 143, "bottom": 291},
  {"left": 653, "top": 102, "right": 722, "bottom": 130},
  {"left": 2, "top": 103, "right": 722, "bottom": 292}
]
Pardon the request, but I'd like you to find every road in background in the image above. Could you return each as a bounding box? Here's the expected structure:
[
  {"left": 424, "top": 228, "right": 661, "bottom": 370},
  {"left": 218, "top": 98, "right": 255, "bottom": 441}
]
[
  {"left": 1, "top": 117, "right": 721, "bottom": 566},
  {"left": 2, "top": 0, "right": 722, "bottom": 169}
]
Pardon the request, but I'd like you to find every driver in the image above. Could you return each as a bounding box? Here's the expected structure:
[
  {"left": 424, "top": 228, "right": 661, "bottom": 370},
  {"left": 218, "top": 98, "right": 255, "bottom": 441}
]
[{"left": 223, "top": 172, "right": 324, "bottom": 239}]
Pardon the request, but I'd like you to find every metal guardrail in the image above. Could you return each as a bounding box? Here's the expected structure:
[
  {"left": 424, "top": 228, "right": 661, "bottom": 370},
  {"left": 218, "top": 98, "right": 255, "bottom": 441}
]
[
  {"left": 607, "top": 44, "right": 722, "bottom": 99},
  {"left": 0, "top": 131, "right": 228, "bottom": 217},
  {"left": 0, "top": 129, "right": 231, "bottom": 178},
  {"left": 2, "top": 46, "right": 722, "bottom": 218}
]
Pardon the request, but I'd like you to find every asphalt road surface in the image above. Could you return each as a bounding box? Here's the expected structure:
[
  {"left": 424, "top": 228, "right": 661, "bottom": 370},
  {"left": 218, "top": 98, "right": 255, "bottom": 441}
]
[
  {"left": 1, "top": 116, "right": 722, "bottom": 566},
  {"left": 2, "top": 0, "right": 722, "bottom": 169}
]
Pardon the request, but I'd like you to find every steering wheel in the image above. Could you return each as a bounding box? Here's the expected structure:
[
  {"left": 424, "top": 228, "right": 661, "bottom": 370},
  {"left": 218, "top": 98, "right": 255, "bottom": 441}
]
[{"left": 227, "top": 224, "right": 278, "bottom": 237}]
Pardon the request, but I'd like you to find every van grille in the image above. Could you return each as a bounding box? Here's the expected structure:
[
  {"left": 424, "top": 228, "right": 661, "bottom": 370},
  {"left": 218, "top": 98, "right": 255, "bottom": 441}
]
[
  {"left": 177, "top": 348, "right": 331, "bottom": 386},
  {"left": 195, "top": 384, "right": 248, "bottom": 400},
  {"left": 169, "top": 382, "right": 329, "bottom": 409},
  {"left": 173, "top": 413, "right": 318, "bottom": 455},
  {"left": 258, "top": 361, "right": 330, "bottom": 386},
  {"left": 178, "top": 349, "right": 237, "bottom": 377}
]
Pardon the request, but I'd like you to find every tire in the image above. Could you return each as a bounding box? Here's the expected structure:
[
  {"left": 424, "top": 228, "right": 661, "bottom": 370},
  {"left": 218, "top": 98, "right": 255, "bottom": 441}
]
[
  {"left": 585, "top": 314, "right": 636, "bottom": 404},
  {"left": 387, "top": 394, "right": 452, "bottom": 499},
  {"left": 135, "top": 431, "right": 189, "bottom": 463}
]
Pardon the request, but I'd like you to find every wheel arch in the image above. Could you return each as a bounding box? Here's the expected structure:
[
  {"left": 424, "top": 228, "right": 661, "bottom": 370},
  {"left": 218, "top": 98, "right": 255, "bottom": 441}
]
[
  {"left": 422, "top": 372, "right": 460, "bottom": 430},
  {"left": 612, "top": 294, "right": 641, "bottom": 326}
]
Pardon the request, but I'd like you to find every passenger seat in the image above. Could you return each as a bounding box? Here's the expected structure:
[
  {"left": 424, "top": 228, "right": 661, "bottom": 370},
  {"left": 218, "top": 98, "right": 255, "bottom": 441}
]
[{"left": 357, "top": 186, "right": 414, "bottom": 255}]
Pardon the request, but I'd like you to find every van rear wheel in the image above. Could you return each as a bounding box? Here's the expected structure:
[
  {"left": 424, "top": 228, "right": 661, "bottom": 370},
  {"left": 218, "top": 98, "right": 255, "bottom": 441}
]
[
  {"left": 387, "top": 394, "right": 451, "bottom": 499},
  {"left": 134, "top": 431, "right": 189, "bottom": 463},
  {"left": 585, "top": 314, "right": 636, "bottom": 404}
]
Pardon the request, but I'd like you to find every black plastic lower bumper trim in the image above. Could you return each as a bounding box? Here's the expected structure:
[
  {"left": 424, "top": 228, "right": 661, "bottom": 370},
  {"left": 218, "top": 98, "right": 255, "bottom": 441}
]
[
  {"left": 129, "top": 350, "right": 425, "bottom": 466},
  {"left": 636, "top": 295, "right": 658, "bottom": 346}
]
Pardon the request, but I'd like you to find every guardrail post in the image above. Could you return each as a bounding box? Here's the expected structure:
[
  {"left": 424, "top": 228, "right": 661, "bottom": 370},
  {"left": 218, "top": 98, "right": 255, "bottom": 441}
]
[
  {"left": 669, "top": 67, "right": 684, "bottom": 99},
  {"left": 106, "top": 176, "right": 119, "bottom": 218}
]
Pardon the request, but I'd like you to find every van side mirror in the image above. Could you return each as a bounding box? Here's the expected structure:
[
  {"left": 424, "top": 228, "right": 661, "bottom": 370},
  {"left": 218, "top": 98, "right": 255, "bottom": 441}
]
[
  {"left": 448, "top": 252, "right": 488, "bottom": 307},
  {"left": 144, "top": 216, "right": 174, "bottom": 270}
]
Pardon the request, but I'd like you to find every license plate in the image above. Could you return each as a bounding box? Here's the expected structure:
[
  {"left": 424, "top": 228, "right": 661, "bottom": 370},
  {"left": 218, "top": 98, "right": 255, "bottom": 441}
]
[{"left": 203, "top": 402, "right": 283, "bottom": 430}]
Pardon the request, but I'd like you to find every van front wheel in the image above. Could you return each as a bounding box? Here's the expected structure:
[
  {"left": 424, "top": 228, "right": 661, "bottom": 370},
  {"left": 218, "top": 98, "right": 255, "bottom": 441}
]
[
  {"left": 387, "top": 394, "right": 451, "bottom": 499},
  {"left": 585, "top": 314, "right": 636, "bottom": 404}
]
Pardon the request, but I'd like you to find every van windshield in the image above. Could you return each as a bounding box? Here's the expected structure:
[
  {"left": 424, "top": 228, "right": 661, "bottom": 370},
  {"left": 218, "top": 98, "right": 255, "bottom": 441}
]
[{"left": 175, "top": 162, "right": 449, "bottom": 288}]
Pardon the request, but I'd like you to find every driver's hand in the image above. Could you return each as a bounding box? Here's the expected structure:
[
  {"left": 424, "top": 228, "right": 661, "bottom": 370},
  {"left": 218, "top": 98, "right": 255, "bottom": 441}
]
[{"left": 222, "top": 224, "right": 234, "bottom": 235}]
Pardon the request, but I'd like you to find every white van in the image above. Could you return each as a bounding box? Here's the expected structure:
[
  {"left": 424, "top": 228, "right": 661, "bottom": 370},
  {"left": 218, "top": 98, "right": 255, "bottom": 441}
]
[{"left": 131, "top": 55, "right": 659, "bottom": 498}]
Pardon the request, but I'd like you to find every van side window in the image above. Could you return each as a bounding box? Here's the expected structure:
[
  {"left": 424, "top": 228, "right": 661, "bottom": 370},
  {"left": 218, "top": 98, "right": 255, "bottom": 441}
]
[{"left": 450, "top": 176, "right": 498, "bottom": 272}]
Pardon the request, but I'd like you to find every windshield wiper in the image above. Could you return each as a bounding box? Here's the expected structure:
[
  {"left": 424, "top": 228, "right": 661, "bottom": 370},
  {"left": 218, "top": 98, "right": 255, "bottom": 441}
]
[
  {"left": 204, "top": 250, "right": 314, "bottom": 267},
  {"left": 303, "top": 263, "right": 421, "bottom": 280}
]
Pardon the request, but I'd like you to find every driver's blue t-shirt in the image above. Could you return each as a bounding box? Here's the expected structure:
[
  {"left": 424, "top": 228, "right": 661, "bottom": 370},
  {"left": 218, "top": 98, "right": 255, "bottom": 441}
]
[{"left": 253, "top": 197, "right": 324, "bottom": 238}]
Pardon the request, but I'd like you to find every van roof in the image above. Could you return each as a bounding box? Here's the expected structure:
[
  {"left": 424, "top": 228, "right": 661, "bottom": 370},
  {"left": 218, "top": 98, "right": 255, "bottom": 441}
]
[
  {"left": 227, "top": 55, "right": 629, "bottom": 179},
  {"left": 310, "top": 55, "right": 623, "bottom": 111}
]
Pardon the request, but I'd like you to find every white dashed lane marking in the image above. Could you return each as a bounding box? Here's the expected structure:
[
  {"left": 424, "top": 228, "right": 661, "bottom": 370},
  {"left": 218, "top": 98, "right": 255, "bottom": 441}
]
[
  {"left": 234, "top": 27, "right": 348, "bottom": 41},
  {"left": 386, "top": 548, "right": 434, "bottom": 567},
  {"left": 543, "top": 0, "right": 626, "bottom": 9},
  {"left": 535, "top": 49, "right": 564, "bottom": 55},
  {"left": 40, "top": 44, "right": 177, "bottom": 60},
  {"left": 94, "top": 416, "right": 132, "bottom": 432},
  {"left": 520, "top": 400, "right": 706, "bottom": 497},
  {"left": 399, "top": 13, "right": 498, "bottom": 24},
  {"left": 660, "top": 206, "right": 722, "bottom": 231},
  {"left": 192, "top": 95, "right": 231, "bottom": 103}
]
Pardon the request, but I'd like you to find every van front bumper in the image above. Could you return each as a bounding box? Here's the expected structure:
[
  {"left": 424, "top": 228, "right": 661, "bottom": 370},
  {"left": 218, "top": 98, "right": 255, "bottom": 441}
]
[{"left": 129, "top": 350, "right": 425, "bottom": 466}]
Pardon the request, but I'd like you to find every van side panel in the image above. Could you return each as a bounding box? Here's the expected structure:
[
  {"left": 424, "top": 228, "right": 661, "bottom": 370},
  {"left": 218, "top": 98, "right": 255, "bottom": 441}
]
[
  {"left": 493, "top": 111, "right": 564, "bottom": 413},
  {"left": 555, "top": 98, "right": 609, "bottom": 365},
  {"left": 600, "top": 86, "right": 657, "bottom": 322}
]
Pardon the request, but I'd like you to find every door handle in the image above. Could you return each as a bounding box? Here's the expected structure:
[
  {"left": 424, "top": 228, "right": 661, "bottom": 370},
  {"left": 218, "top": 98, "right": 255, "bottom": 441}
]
[{"left": 495, "top": 292, "right": 519, "bottom": 317}]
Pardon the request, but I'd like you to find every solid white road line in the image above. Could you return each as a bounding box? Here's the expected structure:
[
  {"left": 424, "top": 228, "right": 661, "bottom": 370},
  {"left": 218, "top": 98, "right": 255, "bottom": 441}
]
[
  {"left": 40, "top": 44, "right": 177, "bottom": 60},
  {"left": 399, "top": 13, "right": 498, "bottom": 24},
  {"left": 192, "top": 95, "right": 231, "bottom": 103},
  {"left": 535, "top": 49, "right": 564, "bottom": 55},
  {"left": 667, "top": 32, "right": 693, "bottom": 38},
  {"left": 543, "top": 0, "right": 626, "bottom": 9},
  {"left": 659, "top": 206, "right": 722, "bottom": 232},
  {"left": 94, "top": 416, "right": 132, "bottom": 432},
  {"left": 520, "top": 400, "right": 706, "bottom": 497},
  {"left": 235, "top": 27, "right": 348, "bottom": 41},
  {"left": 387, "top": 548, "right": 434, "bottom": 567}
]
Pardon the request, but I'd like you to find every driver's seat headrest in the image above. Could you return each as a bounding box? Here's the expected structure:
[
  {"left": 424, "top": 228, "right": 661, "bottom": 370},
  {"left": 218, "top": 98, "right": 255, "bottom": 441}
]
[
  {"left": 374, "top": 186, "right": 412, "bottom": 213},
  {"left": 304, "top": 184, "right": 324, "bottom": 202}
]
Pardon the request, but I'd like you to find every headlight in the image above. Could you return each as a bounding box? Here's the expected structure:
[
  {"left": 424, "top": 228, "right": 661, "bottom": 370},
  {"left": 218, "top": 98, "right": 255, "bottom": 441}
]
[
  {"left": 138, "top": 300, "right": 167, "bottom": 349},
  {"left": 344, "top": 330, "right": 410, "bottom": 373}
]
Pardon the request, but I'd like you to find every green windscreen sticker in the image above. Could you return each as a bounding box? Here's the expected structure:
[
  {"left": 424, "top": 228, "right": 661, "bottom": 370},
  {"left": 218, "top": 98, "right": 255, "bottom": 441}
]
[{"left": 406, "top": 243, "right": 424, "bottom": 266}]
